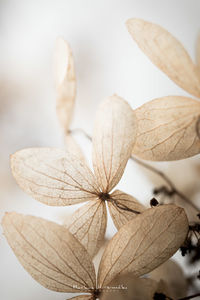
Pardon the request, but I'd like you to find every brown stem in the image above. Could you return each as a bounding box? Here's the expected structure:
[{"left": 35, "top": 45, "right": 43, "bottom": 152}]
[
  {"left": 113, "top": 200, "right": 141, "bottom": 214},
  {"left": 99, "top": 192, "right": 141, "bottom": 215},
  {"left": 178, "top": 293, "right": 200, "bottom": 300},
  {"left": 131, "top": 156, "right": 200, "bottom": 212}
]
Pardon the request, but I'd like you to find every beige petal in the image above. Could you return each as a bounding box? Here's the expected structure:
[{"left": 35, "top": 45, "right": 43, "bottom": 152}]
[
  {"left": 108, "top": 190, "right": 145, "bottom": 230},
  {"left": 55, "top": 38, "right": 76, "bottom": 133},
  {"left": 2, "top": 212, "right": 96, "bottom": 293},
  {"left": 100, "top": 274, "right": 161, "bottom": 300},
  {"left": 11, "top": 148, "right": 100, "bottom": 206},
  {"left": 196, "top": 33, "right": 200, "bottom": 69},
  {"left": 150, "top": 259, "right": 188, "bottom": 298},
  {"left": 92, "top": 95, "right": 137, "bottom": 193},
  {"left": 98, "top": 204, "right": 188, "bottom": 287},
  {"left": 156, "top": 279, "right": 170, "bottom": 297},
  {"left": 126, "top": 19, "right": 200, "bottom": 98},
  {"left": 133, "top": 96, "right": 200, "bottom": 161},
  {"left": 65, "top": 134, "right": 86, "bottom": 163},
  {"left": 66, "top": 199, "right": 107, "bottom": 258}
]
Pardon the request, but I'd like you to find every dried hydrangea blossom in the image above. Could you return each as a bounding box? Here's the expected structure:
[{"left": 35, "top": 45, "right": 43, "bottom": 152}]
[
  {"left": 126, "top": 19, "right": 200, "bottom": 161},
  {"left": 2, "top": 204, "right": 188, "bottom": 299},
  {"left": 10, "top": 95, "right": 145, "bottom": 258}
]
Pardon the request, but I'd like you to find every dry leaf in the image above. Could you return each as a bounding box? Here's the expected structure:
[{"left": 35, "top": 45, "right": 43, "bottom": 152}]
[
  {"left": 92, "top": 95, "right": 137, "bottom": 193},
  {"left": 150, "top": 259, "right": 188, "bottom": 298},
  {"left": 133, "top": 96, "right": 200, "bottom": 161},
  {"left": 107, "top": 190, "right": 145, "bottom": 229},
  {"left": 66, "top": 199, "right": 107, "bottom": 258},
  {"left": 126, "top": 18, "right": 200, "bottom": 98},
  {"left": 55, "top": 38, "right": 76, "bottom": 133},
  {"left": 10, "top": 148, "right": 100, "bottom": 206},
  {"left": 100, "top": 274, "right": 167, "bottom": 300},
  {"left": 2, "top": 212, "right": 96, "bottom": 293},
  {"left": 98, "top": 204, "right": 188, "bottom": 287}
]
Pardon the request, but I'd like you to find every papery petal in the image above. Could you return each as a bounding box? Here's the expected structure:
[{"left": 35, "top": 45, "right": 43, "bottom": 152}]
[
  {"left": 2, "top": 212, "right": 96, "bottom": 293},
  {"left": 98, "top": 204, "right": 188, "bottom": 287},
  {"left": 196, "top": 33, "right": 200, "bottom": 70},
  {"left": 92, "top": 95, "right": 137, "bottom": 193},
  {"left": 11, "top": 148, "right": 100, "bottom": 206},
  {"left": 55, "top": 38, "right": 76, "bottom": 133},
  {"left": 133, "top": 96, "right": 200, "bottom": 161},
  {"left": 108, "top": 190, "right": 145, "bottom": 230},
  {"left": 126, "top": 19, "right": 200, "bottom": 98},
  {"left": 65, "top": 134, "right": 86, "bottom": 163},
  {"left": 66, "top": 199, "right": 107, "bottom": 258}
]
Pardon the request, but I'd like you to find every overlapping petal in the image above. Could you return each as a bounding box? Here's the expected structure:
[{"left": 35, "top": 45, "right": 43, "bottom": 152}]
[
  {"left": 11, "top": 148, "right": 100, "bottom": 206},
  {"left": 66, "top": 199, "right": 107, "bottom": 258},
  {"left": 97, "top": 204, "right": 188, "bottom": 287},
  {"left": 92, "top": 95, "right": 137, "bottom": 193},
  {"left": 65, "top": 134, "right": 86, "bottom": 163},
  {"left": 2, "top": 212, "right": 96, "bottom": 293},
  {"left": 108, "top": 190, "right": 145, "bottom": 230}
]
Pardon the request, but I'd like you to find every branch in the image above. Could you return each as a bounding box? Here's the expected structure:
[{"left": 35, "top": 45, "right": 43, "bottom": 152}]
[
  {"left": 113, "top": 201, "right": 141, "bottom": 214},
  {"left": 131, "top": 156, "right": 200, "bottom": 212},
  {"left": 178, "top": 293, "right": 200, "bottom": 300}
]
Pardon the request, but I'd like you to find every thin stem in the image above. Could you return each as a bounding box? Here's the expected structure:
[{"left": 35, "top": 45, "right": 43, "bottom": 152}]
[
  {"left": 131, "top": 156, "right": 200, "bottom": 212},
  {"left": 131, "top": 156, "right": 174, "bottom": 189},
  {"left": 178, "top": 293, "right": 200, "bottom": 300},
  {"left": 113, "top": 201, "right": 141, "bottom": 214}
]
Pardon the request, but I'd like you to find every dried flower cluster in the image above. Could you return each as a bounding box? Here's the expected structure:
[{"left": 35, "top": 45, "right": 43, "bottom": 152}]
[{"left": 2, "top": 18, "right": 200, "bottom": 300}]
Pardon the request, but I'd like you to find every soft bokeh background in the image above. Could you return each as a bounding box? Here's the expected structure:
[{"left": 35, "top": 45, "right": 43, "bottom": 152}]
[{"left": 0, "top": 0, "right": 200, "bottom": 299}]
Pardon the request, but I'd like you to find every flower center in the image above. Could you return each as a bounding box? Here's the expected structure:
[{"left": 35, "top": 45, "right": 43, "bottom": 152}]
[
  {"left": 98, "top": 192, "right": 110, "bottom": 202},
  {"left": 93, "top": 288, "right": 101, "bottom": 299}
]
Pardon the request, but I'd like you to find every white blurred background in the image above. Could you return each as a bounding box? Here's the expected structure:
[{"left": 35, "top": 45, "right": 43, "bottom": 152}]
[{"left": 0, "top": 0, "right": 200, "bottom": 299}]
